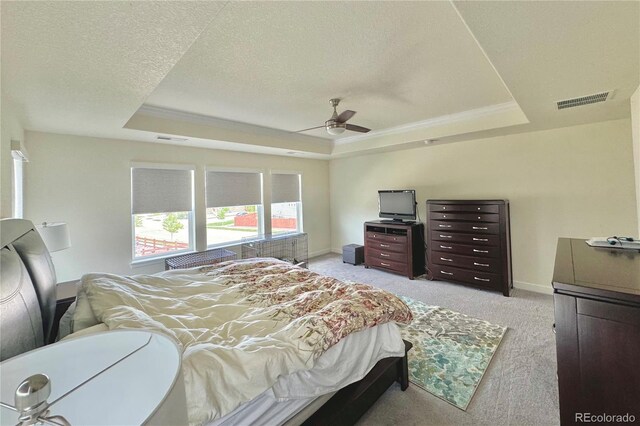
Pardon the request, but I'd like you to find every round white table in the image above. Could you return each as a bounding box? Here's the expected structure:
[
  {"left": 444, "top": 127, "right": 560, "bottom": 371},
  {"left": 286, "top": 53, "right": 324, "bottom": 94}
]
[{"left": 0, "top": 330, "right": 188, "bottom": 425}]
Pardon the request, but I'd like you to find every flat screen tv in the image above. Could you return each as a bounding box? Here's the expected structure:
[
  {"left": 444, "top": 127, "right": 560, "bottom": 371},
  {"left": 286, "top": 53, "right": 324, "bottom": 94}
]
[{"left": 378, "top": 190, "right": 416, "bottom": 222}]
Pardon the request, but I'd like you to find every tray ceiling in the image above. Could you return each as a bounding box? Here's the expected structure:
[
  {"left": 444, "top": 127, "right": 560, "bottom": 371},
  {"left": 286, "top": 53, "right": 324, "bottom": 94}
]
[{"left": 2, "top": 1, "right": 638, "bottom": 158}]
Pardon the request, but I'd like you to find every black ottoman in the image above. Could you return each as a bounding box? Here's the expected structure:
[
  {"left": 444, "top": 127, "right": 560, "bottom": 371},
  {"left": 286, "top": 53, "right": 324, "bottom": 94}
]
[{"left": 343, "top": 244, "right": 364, "bottom": 265}]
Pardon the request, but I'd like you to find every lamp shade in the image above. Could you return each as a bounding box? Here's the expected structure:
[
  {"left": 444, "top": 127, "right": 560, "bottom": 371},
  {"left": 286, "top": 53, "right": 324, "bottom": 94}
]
[{"left": 37, "top": 222, "right": 71, "bottom": 253}]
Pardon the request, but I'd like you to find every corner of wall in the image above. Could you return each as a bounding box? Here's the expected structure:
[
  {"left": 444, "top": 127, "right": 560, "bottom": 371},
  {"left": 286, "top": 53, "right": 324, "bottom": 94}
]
[{"left": 631, "top": 85, "right": 640, "bottom": 234}]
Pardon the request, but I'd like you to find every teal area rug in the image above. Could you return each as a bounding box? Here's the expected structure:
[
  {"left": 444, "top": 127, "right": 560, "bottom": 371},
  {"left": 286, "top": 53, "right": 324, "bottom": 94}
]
[{"left": 398, "top": 296, "right": 507, "bottom": 410}]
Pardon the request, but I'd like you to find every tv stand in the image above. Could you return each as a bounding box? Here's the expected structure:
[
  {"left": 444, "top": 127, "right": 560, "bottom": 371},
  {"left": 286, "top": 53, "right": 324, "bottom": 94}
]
[
  {"left": 364, "top": 220, "right": 425, "bottom": 279},
  {"left": 380, "top": 219, "right": 415, "bottom": 224}
]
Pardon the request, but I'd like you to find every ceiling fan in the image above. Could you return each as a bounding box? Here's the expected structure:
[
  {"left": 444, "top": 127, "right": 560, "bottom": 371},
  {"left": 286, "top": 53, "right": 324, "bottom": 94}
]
[{"left": 296, "top": 98, "right": 371, "bottom": 136}]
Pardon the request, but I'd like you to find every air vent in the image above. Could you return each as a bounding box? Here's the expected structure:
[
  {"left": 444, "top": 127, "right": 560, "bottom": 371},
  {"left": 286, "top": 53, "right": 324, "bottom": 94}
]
[
  {"left": 157, "top": 135, "right": 188, "bottom": 142},
  {"left": 557, "top": 91, "right": 610, "bottom": 110}
]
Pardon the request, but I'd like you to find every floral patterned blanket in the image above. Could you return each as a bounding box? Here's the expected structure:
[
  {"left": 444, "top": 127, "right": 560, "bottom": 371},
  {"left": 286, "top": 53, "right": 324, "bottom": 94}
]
[{"left": 78, "top": 258, "right": 412, "bottom": 425}]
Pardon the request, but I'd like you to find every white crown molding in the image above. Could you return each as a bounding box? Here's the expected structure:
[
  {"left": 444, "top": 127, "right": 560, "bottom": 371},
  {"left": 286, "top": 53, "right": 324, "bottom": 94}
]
[
  {"left": 137, "top": 104, "right": 330, "bottom": 145},
  {"left": 334, "top": 101, "right": 521, "bottom": 145},
  {"left": 137, "top": 102, "right": 525, "bottom": 156}
]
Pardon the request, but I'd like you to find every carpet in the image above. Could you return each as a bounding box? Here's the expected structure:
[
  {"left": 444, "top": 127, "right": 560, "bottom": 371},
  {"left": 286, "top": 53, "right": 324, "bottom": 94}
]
[{"left": 399, "top": 295, "right": 507, "bottom": 410}]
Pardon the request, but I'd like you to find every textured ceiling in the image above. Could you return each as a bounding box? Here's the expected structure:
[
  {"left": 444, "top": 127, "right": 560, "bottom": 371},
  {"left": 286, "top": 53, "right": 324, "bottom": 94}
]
[
  {"left": 1, "top": 1, "right": 225, "bottom": 137},
  {"left": 1, "top": 1, "right": 638, "bottom": 157},
  {"left": 144, "top": 1, "right": 513, "bottom": 139},
  {"left": 453, "top": 0, "right": 639, "bottom": 132}
]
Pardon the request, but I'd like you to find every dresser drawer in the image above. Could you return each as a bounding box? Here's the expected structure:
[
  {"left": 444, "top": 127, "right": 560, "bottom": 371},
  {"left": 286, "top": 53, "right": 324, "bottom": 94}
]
[
  {"left": 430, "top": 242, "right": 501, "bottom": 258},
  {"left": 431, "top": 231, "right": 500, "bottom": 246},
  {"left": 431, "top": 251, "right": 502, "bottom": 273},
  {"left": 366, "top": 240, "right": 406, "bottom": 253},
  {"left": 429, "top": 204, "right": 500, "bottom": 214},
  {"left": 366, "top": 248, "right": 407, "bottom": 264},
  {"left": 430, "top": 221, "right": 499, "bottom": 235},
  {"left": 366, "top": 232, "right": 408, "bottom": 244},
  {"left": 367, "top": 257, "right": 407, "bottom": 274},
  {"left": 432, "top": 265, "right": 501, "bottom": 289},
  {"left": 429, "top": 212, "right": 499, "bottom": 223}
]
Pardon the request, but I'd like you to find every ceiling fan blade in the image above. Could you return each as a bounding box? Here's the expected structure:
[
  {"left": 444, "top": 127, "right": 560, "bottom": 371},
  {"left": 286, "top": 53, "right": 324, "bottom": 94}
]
[
  {"left": 294, "top": 125, "right": 325, "bottom": 133},
  {"left": 336, "top": 110, "right": 356, "bottom": 123},
  {"left": 345, "top": 123, "right": 371, "bottom": 133}
]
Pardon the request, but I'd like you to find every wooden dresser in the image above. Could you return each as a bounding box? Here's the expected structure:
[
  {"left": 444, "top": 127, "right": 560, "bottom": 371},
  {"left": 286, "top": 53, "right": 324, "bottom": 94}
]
[
  {"left": 553, "top": 238, "right": 640, "bottom": 425},
  {"left": 426, "top": 200, "right": 512, "bottom": 296},
  {"left": 364, "top": 220, "right": 425, "bottom": 279}
]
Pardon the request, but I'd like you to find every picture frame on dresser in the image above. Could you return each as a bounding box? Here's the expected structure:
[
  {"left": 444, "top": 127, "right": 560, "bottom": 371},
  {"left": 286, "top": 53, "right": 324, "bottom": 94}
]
[{"left": 426, "top": 200, "right": 513, "bottom": 296}]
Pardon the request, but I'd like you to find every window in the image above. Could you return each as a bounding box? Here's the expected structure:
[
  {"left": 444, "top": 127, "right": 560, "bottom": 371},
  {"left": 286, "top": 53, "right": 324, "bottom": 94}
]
[
  {"left": 206, "top": 170, "right": 263, "bottom": 246},
  {"left": 11, "top": 141, "right": 27, "bottom": 218},
  {"left": 271, "top": 173, "right": 302, "bottom": 235},
  {"left": 131, "top": 165, "right": 194, "bottom": 260},
  {"left": 12, "top": 158, "right": 24, "bottom": 218}
]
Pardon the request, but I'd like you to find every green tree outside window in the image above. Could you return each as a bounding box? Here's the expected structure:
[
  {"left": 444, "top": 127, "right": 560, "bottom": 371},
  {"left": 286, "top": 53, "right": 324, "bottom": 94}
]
[{"left": 163, "top": 213, "right": 184, "bottom": 240}]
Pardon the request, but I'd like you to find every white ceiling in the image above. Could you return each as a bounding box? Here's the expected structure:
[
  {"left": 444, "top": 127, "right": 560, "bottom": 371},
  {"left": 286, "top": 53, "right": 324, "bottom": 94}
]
[
  {"left": 1, "top": 1, "right": 226, "bottom": 138},
  {"left": 2, "top": 1, "right": 638, "bottom": 158},
  {"left": 144, "top": 1, "right": 512, "bottom": 139}
]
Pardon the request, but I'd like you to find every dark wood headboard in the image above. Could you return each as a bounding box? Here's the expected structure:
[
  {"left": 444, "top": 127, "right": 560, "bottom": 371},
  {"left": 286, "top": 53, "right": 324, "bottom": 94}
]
[{"left": 0, "top": 219, "right": 57, "bottom": 360}]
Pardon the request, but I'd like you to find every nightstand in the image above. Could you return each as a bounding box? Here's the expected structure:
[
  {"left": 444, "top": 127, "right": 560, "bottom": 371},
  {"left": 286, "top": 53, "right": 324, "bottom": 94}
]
[
  {"left": 0, "top": 330, "right": 188, "bottom": 425},
  {"left": 50, "top": 280, "right": 79, "bottom": 343}
]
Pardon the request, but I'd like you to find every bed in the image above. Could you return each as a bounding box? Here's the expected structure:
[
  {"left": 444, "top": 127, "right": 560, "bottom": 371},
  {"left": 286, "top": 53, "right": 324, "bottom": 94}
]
[{"left": 0, "top": 219, "right": 413, "bottom": 425}]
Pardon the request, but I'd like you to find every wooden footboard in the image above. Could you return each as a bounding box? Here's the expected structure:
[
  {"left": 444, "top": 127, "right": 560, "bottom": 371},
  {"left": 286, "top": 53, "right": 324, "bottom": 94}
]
[{"left": 302, "top": 339, "right": 413, "bottom": 425}]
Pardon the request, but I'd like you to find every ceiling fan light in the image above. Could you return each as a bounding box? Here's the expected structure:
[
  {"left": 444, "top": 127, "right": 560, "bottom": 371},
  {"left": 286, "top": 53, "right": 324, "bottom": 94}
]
[{"left": 327, "top": 126, "right": 346, "bottom": 135}]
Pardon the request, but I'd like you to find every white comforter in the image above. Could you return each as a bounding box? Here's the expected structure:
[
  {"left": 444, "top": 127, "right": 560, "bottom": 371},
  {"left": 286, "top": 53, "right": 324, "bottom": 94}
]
[{"left": 76, "top": 258, "right": 412, "bottom": 425}]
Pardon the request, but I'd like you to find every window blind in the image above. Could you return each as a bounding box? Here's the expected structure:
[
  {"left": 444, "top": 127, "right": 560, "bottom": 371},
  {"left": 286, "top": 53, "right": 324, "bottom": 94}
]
[
  {"left": 206, "top": 171, "right": 262, "bottom": 208},
  {"left": 131, "top": 168, "right": 193, "bottom": 214},
  {"left": 271, "top": 173, "right": 301, "bottom": 203}
]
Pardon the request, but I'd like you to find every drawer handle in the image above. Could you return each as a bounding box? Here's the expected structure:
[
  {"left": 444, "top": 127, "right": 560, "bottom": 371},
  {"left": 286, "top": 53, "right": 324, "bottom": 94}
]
[
  {"left": 381, "top": 262, "right": 390, "bottom": 267},
  {"left": 473, "top": 238, "right": 488, "bottom": 242},
  {"left": 473, "top": 249, "right": 489, "bottom": 253},
  {"left": 440, "top": 257, "right": 453, "bottom": 262},
  {"left": 440, "top": 235, "right": 452, "bottom": 239},
  {"left": 473, "top": 262, "right": 489, "bottom": 267},
  {"left": 439, "top": 224, "right": 452, "bottom": 228},
  {"left": 380, "top": 244, "right": 390, "bottom": 248},
  {"left": 472, "top": 226, "right": 488, "bottom": 230},
  {"left": 440, "top": 271, "right": 453, "bottom": 275},
  {"left": 380, "top": 253, "right": 390, "bottom": 257},
  {"left": 440, "top": 245, "right": 452, "bottom": 249},
  {"left": 477, "top": 207, "right": 481, "bottom": 211},
  {"left": 474, "top": 277, "right": 490, "bottom": 282}
]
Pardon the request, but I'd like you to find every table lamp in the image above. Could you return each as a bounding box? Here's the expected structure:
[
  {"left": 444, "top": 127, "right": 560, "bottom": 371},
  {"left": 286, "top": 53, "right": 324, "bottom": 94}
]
[{"left": 37, "top": 223, "right": 71, "bottom": 253}]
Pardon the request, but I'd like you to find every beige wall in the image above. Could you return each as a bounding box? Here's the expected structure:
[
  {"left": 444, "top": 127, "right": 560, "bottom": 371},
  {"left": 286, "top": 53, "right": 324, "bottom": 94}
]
[
  {"left": 0, "top": 95, "right": 25, "bottom": 218},
  {"left": 24, "top": 131, "right": 330, "bottom": 282},
  {"left": 631, "top": 85, "right": 640, "bottom": 231},
  {"left": 330, "top": 119, "right": 637, "bottom": 292}
]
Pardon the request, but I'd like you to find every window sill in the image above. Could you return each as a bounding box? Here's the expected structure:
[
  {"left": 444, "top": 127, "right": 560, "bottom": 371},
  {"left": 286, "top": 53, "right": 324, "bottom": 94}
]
[
  {"left": 130, "top": 250, "right": 197, "bottom": 268},
  {"left": 206, "top": 240, "right": 251, "bottom": 250}
]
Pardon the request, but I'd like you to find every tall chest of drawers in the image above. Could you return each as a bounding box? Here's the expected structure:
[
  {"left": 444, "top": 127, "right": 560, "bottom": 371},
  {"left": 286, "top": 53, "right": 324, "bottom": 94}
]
[
  {"left": 364, "top": 220, "right": 425, "bottom": 280},
  {"left": 426, "top": 200, "right": 512, "bottom": 296}
]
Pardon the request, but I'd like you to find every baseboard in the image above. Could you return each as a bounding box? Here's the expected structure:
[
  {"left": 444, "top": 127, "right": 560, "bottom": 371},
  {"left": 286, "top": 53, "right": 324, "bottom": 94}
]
[
  {"left": 513, "top": 280, "right": 553, "bottom": 295},
  {"left": 309, "top": 248, "right": 332, "bottom": 258}
]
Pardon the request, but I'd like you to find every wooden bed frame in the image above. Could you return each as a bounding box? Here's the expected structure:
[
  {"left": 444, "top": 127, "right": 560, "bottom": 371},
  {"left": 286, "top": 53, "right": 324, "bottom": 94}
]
[
  {"left": 1, "top": 218, "right": 413, "bottom": 425},
  {"left": 304, "top": 340, "right": 412, "bottom": 425}
]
